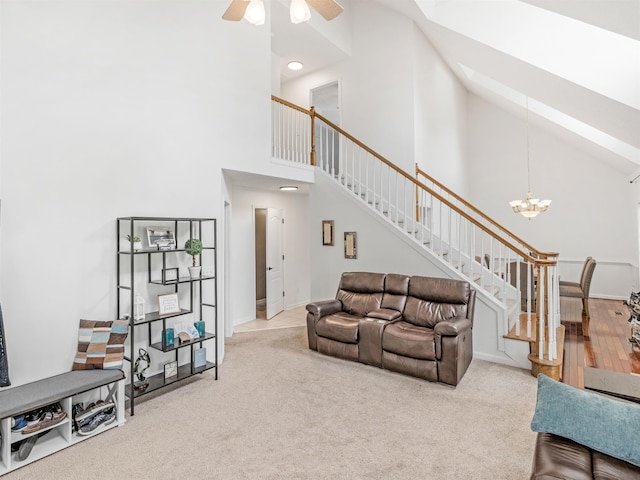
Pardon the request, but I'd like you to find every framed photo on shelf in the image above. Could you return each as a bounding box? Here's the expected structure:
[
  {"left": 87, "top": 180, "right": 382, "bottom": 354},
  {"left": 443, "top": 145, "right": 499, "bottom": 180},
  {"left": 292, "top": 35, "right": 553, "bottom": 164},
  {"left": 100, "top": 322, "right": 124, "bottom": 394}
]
[
  {"left": 162, "top": 267, "right": 179, "bottom": 284},
  {"left": 164, "top": 361, "right": 178, "bottom": 382},
  {"left": 158, "top": 293, "right": 180, "bottom": 315},
  {"left": 146, "top": 226, "right": 176, "bottom": 250},
  {"left": 322, "top": 220, "right": 334, "bottom": 246},
  {"left": 344, "top": 232, "right": 357, "bottom": 259}
]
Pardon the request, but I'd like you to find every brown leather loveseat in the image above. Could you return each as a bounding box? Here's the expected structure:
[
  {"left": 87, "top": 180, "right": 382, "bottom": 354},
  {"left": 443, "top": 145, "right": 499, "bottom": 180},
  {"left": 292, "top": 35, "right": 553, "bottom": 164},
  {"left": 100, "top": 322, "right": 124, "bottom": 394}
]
[
  {"left": 530, "top": 432, "right": 640, "bottom": 479},
  {"left": 305, "top": 272, "right": 476, "bottom": 386}
]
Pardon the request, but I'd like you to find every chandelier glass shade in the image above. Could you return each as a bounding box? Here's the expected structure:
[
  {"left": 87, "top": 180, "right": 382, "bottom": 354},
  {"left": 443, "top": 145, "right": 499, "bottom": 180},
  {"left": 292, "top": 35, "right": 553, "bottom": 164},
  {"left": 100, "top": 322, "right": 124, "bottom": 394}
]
[{"left": 510, "top": 98, "right": 551, "bottom": 219}]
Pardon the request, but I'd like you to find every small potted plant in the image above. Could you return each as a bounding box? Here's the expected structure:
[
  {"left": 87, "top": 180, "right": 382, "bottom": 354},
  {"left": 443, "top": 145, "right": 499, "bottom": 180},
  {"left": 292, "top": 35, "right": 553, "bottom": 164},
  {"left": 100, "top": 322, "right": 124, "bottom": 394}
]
[
  {"left": 184, "top": 238, "right": 203, "bottom": 278},
  {"left": 127, "top": 235, "right": 142, "bottom": 252}
]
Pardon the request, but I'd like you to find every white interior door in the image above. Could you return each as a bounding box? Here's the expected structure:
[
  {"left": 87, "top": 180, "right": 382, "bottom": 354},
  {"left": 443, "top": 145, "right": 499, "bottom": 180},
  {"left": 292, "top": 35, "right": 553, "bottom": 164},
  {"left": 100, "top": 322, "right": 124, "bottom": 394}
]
[{"left": 266, "top": 208, "right": 284, "bottom": 319}]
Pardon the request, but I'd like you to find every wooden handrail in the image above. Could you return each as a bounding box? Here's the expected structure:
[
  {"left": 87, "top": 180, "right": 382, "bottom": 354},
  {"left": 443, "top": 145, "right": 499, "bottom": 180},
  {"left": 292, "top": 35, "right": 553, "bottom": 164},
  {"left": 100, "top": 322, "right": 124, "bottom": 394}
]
[
  {"left": 415, "top": 164, "right": 557, "bottom": 260},
  {"left": 271, "top": 95, "right": 557, "bottom": 267}
]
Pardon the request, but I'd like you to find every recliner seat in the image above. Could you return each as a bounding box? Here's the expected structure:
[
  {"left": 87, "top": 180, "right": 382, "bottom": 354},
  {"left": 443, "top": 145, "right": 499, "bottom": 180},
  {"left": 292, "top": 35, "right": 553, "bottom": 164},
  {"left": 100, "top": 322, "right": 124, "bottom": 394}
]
[{"left": 306, "top": 272, "right": 476, "bottom": 386}]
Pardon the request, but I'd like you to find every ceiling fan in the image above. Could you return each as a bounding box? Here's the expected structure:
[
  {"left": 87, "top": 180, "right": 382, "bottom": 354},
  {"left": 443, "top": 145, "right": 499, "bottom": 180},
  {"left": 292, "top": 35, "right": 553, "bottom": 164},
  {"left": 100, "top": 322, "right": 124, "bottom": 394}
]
[{"left": 223, "top": 0, "right": 344, "bottom": 25}]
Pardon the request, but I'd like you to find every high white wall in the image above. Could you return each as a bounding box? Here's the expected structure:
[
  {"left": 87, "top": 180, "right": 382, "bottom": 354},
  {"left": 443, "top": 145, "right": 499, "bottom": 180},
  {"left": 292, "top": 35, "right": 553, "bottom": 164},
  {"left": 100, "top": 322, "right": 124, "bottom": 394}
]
[
  {"left": 467, "top": 95, "right": 638, "bottom": 298},
  {"left": 228, "top": 184, "right": 311, "bottom": 328},
  {"left": 413, "top": 27, "right": 468, "bottom": 195},
  {"left": 281, "top": 1, "right": 469, "bottom": 196},
  {"left": 0, "top": 1, "right": 272, "bottom": 386},
  {"left": 281, "top": 2, "right": 415, "bottom": 174}
]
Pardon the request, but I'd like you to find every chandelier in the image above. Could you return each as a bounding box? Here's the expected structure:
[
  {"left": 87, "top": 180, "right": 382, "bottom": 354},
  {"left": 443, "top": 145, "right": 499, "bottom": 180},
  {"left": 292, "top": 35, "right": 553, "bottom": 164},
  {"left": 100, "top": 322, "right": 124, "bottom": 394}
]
[{"left": 509, "top": 98, "right": 551, "bottom": 219}]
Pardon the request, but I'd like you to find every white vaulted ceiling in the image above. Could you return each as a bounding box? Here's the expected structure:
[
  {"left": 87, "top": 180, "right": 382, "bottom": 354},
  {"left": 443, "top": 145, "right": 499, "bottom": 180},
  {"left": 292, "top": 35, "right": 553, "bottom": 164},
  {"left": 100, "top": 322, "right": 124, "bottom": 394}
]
[{"left": 272, "top": 0, "right": 640, "bottom": 175}]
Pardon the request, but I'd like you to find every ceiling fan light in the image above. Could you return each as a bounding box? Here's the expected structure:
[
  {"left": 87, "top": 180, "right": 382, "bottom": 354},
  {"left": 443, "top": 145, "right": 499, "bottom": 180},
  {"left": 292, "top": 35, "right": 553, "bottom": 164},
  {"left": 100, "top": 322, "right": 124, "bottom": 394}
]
[
  {"left": 244, "top": 0, "right": 265, "bottom": 25},
  {"left": 290, "top": 0, "right": 311, "bottom": 24}
]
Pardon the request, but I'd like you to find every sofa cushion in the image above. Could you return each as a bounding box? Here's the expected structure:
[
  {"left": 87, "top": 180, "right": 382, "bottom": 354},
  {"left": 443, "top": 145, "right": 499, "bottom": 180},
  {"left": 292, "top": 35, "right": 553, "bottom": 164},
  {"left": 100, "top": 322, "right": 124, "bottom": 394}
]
[
  {"left": 316, "top": 313, "right": 361, "bottom": 344},
  {"left": 382, "top": 321, "right": 436, "bottom": 360},
  {"left": 337, "top": 272, "right": 385, "bottom": 316},
  {"left": 381, "top": 274, "right": 410, "bottom": 312},
  {"left": 592, "top": 451, "right": 640, "bottom": 480},
  {"left": 409, "top": 276, "right": 471, "bottom": 305},
  {"left": 529, "top": 432, "right": 593, "bottom": 480},
  {"left": 531, "top": 373, "right": 640, "bottom": 468},
  {"left": 404, "top": 277, "right": 470, "bottom": 328}
]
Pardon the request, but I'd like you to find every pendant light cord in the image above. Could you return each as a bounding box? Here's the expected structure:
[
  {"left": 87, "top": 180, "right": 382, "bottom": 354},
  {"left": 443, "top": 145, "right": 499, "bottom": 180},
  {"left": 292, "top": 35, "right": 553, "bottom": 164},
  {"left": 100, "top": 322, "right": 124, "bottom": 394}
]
[{"left": 526, "top": 97, "right": 531, "bottom": 194}]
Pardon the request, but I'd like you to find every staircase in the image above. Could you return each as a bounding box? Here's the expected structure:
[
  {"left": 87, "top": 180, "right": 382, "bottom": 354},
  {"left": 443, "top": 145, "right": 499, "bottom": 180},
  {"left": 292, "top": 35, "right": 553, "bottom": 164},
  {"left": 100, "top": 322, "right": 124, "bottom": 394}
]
[{"left": 271, "top": 95, "right": 563, "bottom": 379}]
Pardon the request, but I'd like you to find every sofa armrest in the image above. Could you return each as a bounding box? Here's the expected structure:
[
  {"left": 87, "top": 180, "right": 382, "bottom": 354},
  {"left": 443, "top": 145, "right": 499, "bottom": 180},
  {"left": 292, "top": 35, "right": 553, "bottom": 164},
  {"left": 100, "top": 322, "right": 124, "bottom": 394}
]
[
  {"left": 367, "top": 308, "right": 402, "bottom": 321},
  {"left": 306, "top": 299, "right": 342, "bottom": 318},
  {"left": 434, "top": 317, "right": 472, "bottom": 336}
]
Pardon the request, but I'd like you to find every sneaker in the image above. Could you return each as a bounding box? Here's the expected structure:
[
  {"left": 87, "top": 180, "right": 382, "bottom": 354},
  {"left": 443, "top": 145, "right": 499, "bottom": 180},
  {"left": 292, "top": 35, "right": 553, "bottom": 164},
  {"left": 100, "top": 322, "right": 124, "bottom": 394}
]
[
  {"left": 16, "top": 435, "right": 38, "bottom": 462},
  {"left": 77, "top": 407, "right": 116, "bottom": 436},
  {"left": 74, "top": 400, "right": 115, "bottom": 426},
  {"left": 24, "top": 409, "right": 45, "bottom": 426},
  {"left": 11, "top": 415, "right": 27, "bottom": 432}
]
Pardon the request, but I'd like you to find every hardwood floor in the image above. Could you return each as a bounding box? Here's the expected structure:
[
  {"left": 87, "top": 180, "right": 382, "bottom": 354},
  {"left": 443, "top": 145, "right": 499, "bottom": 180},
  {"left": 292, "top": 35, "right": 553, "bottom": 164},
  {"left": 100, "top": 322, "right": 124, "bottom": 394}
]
[{"left": 561, "top": 296, "right": 640, "bottom": 388}]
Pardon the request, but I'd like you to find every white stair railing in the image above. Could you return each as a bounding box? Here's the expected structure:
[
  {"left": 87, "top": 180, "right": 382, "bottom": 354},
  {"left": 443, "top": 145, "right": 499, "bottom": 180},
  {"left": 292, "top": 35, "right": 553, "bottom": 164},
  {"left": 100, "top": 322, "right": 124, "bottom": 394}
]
[{"left": 271, "top": 96, "right": 560, "bottom": 362}]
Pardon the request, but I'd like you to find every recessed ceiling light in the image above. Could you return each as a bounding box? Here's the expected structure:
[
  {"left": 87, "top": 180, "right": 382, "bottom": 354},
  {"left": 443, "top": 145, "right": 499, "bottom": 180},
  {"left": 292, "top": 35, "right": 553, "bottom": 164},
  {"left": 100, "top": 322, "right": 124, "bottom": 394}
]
[
  {"left": 280, "top": 186, "right": 298, "bottom": 191},
  {"left": 287, "top": 61, "right": 304, "bottom": 71}
]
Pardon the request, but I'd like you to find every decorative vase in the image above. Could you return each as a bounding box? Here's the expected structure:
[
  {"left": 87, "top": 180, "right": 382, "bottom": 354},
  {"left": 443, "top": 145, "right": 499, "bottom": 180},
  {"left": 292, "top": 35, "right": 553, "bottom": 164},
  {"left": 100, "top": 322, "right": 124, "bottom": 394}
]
[
  {"left": 133, "top": 241, "right": 142, "bottom": 251},
  {"left": 188, "top": 266, "right": 201, "bottom": 279}
]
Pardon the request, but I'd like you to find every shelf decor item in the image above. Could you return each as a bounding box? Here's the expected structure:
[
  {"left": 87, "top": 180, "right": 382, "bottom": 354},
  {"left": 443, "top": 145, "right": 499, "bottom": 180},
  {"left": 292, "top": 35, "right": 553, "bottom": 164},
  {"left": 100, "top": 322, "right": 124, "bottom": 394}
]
[
  {"left": 163, "top": 328, "right": 174, "bottom": 347},
  {"left": 134, "top": 294, "right": 145, "bottom": 321},
  {"left": 194, "top": 321, "right": 205, "bottom": 337},
  {"left": 146, "top": 226, "right": 176, "bottom": 250},
  {"left": 185, "top": 238, "right": 203, "bottom": 278},
  {"left": 158, "top": 293, "right": 180, "bottom": 316},
  {"left": 162, "top": 268, "right": 179, "bottom": 284},
  {"left": 133, "top": 348, "right": 150, "bottom": 390},
  {"left": 164, "top": 361, "right": 178, "bottom": 382},
  {"left": 193, "top": 348, "right": 206, "bottom": 368},
  {"left": 126, "top": 235, "right": 142, "bottom": 252}
]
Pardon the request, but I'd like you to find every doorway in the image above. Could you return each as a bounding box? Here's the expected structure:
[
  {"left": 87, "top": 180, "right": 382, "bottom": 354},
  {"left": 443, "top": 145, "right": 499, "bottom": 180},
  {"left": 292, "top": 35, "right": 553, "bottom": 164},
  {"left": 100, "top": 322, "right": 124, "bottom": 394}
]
[{"left": 254, "top": 207, "right": 284, "bottom": 320}]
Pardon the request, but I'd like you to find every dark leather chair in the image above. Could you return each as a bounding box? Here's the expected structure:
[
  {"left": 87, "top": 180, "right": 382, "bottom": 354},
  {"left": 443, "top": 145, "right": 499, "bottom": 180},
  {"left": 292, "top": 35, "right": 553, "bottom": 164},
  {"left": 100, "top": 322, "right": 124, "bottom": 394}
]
[
  {"left": 381, "top": 276, "right": 475, "bottom": 386},
  {"left": 559, "top": 257, "right": 596, "bottom": 318}
]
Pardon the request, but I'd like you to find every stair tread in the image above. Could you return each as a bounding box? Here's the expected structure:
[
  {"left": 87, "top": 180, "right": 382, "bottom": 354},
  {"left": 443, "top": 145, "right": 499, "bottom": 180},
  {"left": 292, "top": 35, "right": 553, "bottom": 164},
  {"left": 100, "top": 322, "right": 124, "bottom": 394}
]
[{"left": 504, "top": 312, "right": 537, "bottom": 343}]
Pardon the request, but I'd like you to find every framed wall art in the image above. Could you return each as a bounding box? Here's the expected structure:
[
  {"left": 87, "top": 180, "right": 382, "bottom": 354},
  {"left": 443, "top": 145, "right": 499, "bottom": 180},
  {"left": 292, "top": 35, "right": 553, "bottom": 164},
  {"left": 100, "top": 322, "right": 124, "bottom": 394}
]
[
  {"left": 322, "top": 220, "right": 334, "bottom": 246},
  {"left": 344, "top": 232, "right": 357, "bottom": 259}
]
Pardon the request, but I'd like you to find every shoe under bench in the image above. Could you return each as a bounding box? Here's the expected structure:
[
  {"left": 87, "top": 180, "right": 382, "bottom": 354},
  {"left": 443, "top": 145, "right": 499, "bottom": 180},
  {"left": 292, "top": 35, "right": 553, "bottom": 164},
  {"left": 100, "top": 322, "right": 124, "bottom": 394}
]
[{"left": 0, "top": 369, "right": 125, "bottom": 475}]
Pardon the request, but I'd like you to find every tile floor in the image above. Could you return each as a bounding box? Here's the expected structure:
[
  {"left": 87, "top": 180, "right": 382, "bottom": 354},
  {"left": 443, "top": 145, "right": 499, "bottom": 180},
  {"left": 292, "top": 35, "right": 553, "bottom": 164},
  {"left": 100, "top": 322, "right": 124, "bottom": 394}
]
[{"left": 233, "top": 305, "right": 307, "bottom": 333}]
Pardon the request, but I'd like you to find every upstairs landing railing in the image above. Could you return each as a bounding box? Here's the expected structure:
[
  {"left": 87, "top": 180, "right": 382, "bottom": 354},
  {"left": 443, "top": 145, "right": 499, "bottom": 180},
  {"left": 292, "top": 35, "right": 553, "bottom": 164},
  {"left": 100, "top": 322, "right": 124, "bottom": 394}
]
[{"left": 271, "top": 95, "right": 560, "bottom": 362}]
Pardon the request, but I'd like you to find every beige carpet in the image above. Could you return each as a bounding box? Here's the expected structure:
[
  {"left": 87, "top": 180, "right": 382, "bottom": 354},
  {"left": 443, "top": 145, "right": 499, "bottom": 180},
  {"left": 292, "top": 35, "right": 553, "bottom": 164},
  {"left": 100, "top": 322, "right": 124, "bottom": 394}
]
[{"left": 5, "top": 326, "right": 538, "bottom": 479}]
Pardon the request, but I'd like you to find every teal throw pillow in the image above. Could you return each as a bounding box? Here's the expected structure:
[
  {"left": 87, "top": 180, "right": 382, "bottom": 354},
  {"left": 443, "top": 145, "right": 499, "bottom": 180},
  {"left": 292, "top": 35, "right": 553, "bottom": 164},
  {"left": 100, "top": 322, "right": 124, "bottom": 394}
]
[{"left": 531, "top": 373, "right": 640, "bottom": 467}]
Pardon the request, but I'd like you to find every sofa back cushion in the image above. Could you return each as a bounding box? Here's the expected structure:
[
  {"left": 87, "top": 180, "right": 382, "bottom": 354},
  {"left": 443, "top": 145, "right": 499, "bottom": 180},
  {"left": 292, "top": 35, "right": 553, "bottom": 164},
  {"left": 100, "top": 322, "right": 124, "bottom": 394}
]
[
  {"left": 381, "top": 274, "right": 410, "bottom": 312},
  {"left": 337, "top": 272, "right": 385, "bottom": 316},
  {"left": 404, "top": 276, "right": 471, "bottom": 328}
]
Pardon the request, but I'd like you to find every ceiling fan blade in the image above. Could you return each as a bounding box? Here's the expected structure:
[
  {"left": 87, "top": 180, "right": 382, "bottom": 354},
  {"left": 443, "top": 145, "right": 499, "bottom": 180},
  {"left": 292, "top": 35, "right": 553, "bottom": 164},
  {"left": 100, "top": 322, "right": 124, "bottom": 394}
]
[
  {"left": 222, "top": 0, "right": 249, "bottom": 21},
  {"left": 306, "top": 0, "right": 344, "bottom": 21}
]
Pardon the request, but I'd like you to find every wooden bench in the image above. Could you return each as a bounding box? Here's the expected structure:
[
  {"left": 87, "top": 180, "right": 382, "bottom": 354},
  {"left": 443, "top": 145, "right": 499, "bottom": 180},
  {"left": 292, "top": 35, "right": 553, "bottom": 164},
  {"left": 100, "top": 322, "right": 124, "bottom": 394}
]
[{"left": 0, "top": 369, "right": 125, "bottom": 475}]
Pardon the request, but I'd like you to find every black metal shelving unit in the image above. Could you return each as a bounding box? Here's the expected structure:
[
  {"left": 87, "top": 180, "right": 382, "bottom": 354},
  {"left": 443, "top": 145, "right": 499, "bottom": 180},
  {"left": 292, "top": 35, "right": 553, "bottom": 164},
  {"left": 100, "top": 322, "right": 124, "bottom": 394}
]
[{"left": 116, "top": 216, "right": 218, "bottom": 415}]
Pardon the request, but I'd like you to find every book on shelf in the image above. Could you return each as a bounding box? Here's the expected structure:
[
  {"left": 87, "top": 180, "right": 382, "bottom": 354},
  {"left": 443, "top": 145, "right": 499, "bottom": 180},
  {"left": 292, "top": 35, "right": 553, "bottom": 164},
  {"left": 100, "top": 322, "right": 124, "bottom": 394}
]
[{"left": 193, "top": 348, "right": 207, "bottom": 368}]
